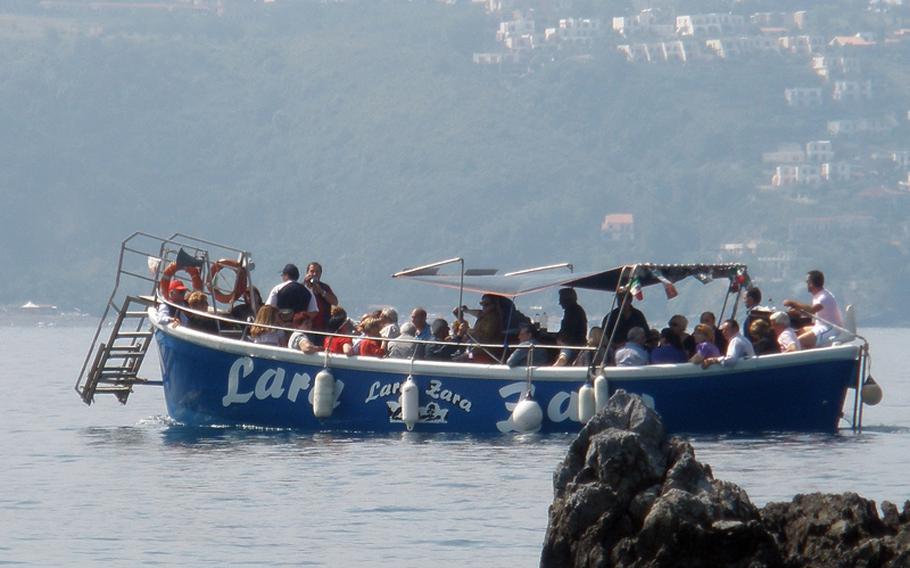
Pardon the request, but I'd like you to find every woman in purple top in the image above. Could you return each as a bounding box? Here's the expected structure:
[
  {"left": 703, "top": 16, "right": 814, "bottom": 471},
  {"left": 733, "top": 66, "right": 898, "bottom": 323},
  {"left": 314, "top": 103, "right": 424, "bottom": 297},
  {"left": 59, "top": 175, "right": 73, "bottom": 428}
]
[{"left": 689, "top": 323, "right": 721, "bottom": 365}]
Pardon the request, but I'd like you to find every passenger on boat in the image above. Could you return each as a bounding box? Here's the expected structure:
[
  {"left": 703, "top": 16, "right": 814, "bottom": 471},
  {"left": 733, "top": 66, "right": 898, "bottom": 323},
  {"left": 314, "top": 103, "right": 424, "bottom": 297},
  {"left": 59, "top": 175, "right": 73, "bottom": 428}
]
[
  {"left": 410, "top": 308, "right": 431, "bottom": 341},
  {"left": 358, "top": 315, "right": 386, "bottom": 358},
  {"left": 303, "top": 262, "right": 339, "bottom": 333},
  {"left": 699, "top": 311, "right": 727, "bottom": 353},
  {"left": 425, "top": 318, "right": 460, "bottom": 361},
  {"left": 154, "top": 279, "right": 189, "bottom": 326},
  {"left": 769, "top": 311, "right": 800, "bottom": 353},
  {"left": 506, "top": 324, "right": 545, "bottom": 368},
  {"left": 553, "top": 288, "right": 588, "bottom": 366},
  {"left": 379, "top": 308, "right": 400, "bottom": 339},
  {"left": 650, "top": 327, "right": 688, "bottom": 364},
  {"left": 749, "top": 319, "right": 780, "bottom": 356},
  {"left": 350, "top": 310, "right": 381, "bottom": 355},
  {"left": 615, "top": 327, "right": 650, "bottom": 367},
  {"left": 289, "top": 327, "right": 320, "bottom": 354},
  {"left": 601, "top": 299, "right": 649, "bottom": 350},
  {"left": 668, "top": 315, "right": 695, "bottom": 357},
  {"left": 495, "top": 296, "right": 531, "bottom": 337},
  {"left": 323, "top": 310, "right": 354, "bottom": 356},
  {"left": 184, "top": 291, "right": 219, "bottom": 334},
  {"left": 229, "top": 286, "right": 262, "bottom": 323},
  {"left": 743, "top": 287, "right": 763, "bottom": 335},
  {"left": 248, "top": 305, "right": 285, "bottom": 346},
  {"left": 783, "top": 270, "right": 844, "bottom": 349},
  {"left": 265, "top": 264, "right": 315, "bottom": 328},
  {"left": 573, "top": 326, "right": 606, "bottom": 367},
  {"left": 645, "top": 328, "right": 660, "bottom": 353},
  {"left": 689, "top": 323, "right": 721, "bottom": 366},
  {"left": 459, "top": 294, "right": 505, "bottom": 345},
  {"left": 701, "top": 319, "right": 755, "bottom": 368},
  {"left": 450, "top": 295, "right": 504, "bottom": 363},
  {"left": 386, "top": 322, "right": 419, "bottom": 360}
]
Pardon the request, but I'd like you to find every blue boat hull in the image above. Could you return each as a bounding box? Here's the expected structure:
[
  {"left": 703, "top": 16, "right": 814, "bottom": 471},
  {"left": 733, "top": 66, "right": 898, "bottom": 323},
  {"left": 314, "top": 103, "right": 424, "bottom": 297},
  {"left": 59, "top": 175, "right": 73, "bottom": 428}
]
[{"left": 155, "top": 324, "right": 859, "bottom": 434}]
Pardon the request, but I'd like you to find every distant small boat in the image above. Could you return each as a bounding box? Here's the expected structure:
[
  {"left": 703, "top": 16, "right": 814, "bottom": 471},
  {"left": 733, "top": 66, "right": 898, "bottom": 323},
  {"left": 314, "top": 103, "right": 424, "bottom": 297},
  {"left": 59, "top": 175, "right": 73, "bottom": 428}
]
[{"left": 19, "top": 301, "right": 58, "bottom": 315}]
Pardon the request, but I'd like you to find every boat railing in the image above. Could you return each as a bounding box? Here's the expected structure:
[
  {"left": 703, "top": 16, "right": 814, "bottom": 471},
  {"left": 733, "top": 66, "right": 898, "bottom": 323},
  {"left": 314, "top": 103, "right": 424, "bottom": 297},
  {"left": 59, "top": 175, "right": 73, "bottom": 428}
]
[
  {"left": 787, "top": 304, "right": 873, "bottom": 432},
  {"left": 155, "top": 296, "right": 599, "bottom": 362}
]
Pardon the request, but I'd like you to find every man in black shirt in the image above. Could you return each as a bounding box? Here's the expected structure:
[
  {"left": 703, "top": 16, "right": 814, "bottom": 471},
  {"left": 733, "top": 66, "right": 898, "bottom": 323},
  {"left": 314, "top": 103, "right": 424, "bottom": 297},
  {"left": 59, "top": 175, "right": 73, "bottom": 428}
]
[
  {"left": 553, "top": 288, "right": 588, "bottom": 366},
  {"left": 265, "top": 263, "right": 313, "bottom": 327},
  {"left": 601, "top": 297, "right": 649, "bottom": 349}
]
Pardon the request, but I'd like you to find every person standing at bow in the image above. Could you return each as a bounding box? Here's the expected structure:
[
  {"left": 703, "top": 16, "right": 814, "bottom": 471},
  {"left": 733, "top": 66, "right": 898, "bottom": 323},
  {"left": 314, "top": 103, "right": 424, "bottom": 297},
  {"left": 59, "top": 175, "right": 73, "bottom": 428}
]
[
  {"left": 302, "top": 262, "right": 338, "bottom": 333},
  {"left": 783, "top": 270, "right": 844, "bottom": 349}
]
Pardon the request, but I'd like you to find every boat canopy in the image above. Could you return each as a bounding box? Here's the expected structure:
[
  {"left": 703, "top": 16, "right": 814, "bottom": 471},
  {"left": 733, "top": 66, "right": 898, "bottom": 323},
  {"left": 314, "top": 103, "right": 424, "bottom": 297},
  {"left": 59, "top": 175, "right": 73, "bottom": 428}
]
[{"left": 394, "top": 262, "right": 750, "bottom": 298}]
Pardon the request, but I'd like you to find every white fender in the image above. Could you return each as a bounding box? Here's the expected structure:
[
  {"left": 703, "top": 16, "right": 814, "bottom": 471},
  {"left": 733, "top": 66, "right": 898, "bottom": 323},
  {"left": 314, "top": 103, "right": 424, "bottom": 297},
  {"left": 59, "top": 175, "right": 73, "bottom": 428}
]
[
  {"left": 593, "top": 374, "right": 609, "bottom": 413},
  {"left": 511, "top": 395, "right": 543, "bottom": 433},
  {"left": 313, "top": 369, "right": 335, "bottom": 418},
  {"left": 841, "top": 304, "right": 857, "bottom": 342},
  {"left": 578, "top": 383, "right": 595, "bottom": 423},
  {"left": 861, "top": 377, "right": 883, "bottom": 406},
  {"left": 400, "top": 376, "right": 419, "bottom": 431}
]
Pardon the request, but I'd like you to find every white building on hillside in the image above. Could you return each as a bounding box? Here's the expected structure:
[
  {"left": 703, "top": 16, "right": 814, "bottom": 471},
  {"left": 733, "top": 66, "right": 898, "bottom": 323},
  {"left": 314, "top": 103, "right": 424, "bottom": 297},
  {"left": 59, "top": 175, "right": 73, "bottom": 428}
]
[
  {"left": 676, "top": 13, "right": 745, "bottom": 36},
  {"left": 784, "top": 87, "right": 823, "bottom": 107},
  {"left": 806, "top": 140, "right": 834, "bottom": 162}
]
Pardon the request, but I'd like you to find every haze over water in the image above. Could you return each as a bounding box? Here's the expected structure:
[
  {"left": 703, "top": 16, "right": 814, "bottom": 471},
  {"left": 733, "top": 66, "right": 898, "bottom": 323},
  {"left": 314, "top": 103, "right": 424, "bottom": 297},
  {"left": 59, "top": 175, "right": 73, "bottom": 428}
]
[{"left": 3, "top": 325, "right": 907, "bottom": 566}]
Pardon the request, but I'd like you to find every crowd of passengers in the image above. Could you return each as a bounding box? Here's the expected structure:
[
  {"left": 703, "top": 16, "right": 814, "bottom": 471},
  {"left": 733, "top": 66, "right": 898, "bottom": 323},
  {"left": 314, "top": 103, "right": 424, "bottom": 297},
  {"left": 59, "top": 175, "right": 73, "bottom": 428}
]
[{"left": 157, "top": 262, "right": 844, "bottom": 370}]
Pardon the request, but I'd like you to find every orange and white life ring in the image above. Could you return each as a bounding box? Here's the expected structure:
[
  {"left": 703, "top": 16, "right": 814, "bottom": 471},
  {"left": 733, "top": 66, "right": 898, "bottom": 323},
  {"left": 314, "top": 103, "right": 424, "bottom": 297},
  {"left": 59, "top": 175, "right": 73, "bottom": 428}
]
[
  {"left": 159, "top": 262, "right": 204, "bottom": 297},
  {"left": 208, "top": 259, "right": 248, "bottom": 304}
]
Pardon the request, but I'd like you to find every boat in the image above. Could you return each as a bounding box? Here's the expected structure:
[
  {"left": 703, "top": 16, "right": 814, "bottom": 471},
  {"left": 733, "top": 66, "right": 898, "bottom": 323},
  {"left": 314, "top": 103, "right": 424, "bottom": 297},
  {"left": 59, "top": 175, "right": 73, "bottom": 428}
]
[
  {"left": 19, "top": 301, "right": 59, "bottom": 315},
  {"left": 75, "top": 232, "right": 878, "bottom": 434}
]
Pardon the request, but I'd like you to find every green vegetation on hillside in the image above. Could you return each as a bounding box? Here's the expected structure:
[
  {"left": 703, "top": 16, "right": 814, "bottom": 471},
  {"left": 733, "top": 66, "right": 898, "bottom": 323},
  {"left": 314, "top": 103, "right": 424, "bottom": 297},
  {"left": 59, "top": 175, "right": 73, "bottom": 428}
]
[{"left": 0, "top": 1, "right": 908, "bottom": 323}]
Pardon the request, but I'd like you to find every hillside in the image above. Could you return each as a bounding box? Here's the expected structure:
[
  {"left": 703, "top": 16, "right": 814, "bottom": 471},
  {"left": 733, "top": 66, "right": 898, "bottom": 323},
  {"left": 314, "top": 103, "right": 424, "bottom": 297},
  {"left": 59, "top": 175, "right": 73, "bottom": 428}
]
[{"left": 1, "top": 0, "right": 908, "bottom": 323}]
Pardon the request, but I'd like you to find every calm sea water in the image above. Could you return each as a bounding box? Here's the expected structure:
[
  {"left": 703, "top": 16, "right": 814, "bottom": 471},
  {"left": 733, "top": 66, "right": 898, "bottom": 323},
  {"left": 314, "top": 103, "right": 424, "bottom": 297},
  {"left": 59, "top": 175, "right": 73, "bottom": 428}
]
[{"left": 2, "top": 326, "right": 907, "bottom": 566}]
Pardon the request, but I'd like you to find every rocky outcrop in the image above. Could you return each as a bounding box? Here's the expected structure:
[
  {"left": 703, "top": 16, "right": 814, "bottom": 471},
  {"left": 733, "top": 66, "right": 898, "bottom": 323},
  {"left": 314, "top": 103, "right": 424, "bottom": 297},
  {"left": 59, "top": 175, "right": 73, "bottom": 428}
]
[{"left": 541, "top": 390, "right": 910, "bottom": 568}]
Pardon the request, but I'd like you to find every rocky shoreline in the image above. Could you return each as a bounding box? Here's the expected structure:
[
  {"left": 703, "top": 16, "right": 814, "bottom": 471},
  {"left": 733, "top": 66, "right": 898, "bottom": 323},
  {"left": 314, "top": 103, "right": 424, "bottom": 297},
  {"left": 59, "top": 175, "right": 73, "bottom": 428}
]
[{"left": 541, "top": 391, "right": 910, "bottom": 568}]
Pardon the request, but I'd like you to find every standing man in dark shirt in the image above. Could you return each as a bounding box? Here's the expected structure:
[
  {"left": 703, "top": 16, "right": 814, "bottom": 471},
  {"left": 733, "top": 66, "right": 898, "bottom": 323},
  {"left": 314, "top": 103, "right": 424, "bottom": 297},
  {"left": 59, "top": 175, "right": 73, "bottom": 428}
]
[
  {"left": 601, "top": 296, "right": 649, "bottom": 348},
  {"left": 554, "top": 288, "right": 588, "bottom": 366},
  {"left": 742, "top": 287, "right": 762, "bottom": 339},
  {"left": 265, "top": 263, "right": 313, "bottom": 328},
  {"left": 303, "top": 261, "right": 338, "bottom": 333}
]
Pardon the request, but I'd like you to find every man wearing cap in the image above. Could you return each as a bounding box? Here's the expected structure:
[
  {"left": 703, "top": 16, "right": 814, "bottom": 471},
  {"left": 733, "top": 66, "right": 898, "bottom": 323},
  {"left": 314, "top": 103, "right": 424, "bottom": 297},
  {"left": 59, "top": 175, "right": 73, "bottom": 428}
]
[
  {"left": 265, "top": 263, "right": 314, "bottom": 327},
  {"left": 770, "top": 311, "right": 800, "bottom": 353},
  {"left": 154, "top": 279, "right": 189, "bottom": 325}
]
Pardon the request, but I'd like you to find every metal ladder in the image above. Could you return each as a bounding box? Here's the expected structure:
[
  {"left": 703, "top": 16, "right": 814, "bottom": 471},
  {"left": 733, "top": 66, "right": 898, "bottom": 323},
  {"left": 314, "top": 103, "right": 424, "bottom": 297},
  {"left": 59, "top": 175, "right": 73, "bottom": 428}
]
[
  {"left": 76, "top": 231, "right": 256, "bottom": 406},
  {"left": 77, "top": 295, "right": 160, "bottom": 404},
  {"left": 75, "top": 232, "right": 170, "bottom": 405}
]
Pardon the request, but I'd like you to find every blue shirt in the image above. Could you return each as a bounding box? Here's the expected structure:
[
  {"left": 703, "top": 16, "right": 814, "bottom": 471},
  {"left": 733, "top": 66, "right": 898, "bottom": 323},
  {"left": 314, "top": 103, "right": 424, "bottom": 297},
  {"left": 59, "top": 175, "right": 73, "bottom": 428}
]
[
  {"left": 650, "top": 345, "right": 687, "bottom": 364},
  {"left": 615, "top": 343, "right": 649, "bottom": 367},
  {"left": 415, "top": 326, "right": 431, "bottom": 341},
  {"left": 507, "top": 340, "right": 544, "bottom": 367}
]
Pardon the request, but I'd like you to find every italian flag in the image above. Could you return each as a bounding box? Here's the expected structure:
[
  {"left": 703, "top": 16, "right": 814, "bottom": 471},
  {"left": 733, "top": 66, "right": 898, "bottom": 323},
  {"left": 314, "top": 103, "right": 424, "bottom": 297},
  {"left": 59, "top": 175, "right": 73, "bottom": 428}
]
[{"left": 630, "top": 277, "right": 644, "bottom": 301}]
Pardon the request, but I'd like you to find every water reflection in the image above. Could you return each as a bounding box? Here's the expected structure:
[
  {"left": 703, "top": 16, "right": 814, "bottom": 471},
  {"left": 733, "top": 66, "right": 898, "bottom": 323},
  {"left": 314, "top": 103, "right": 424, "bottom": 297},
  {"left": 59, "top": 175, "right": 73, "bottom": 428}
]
[
  {"left": 154, "top": 422, "right": 574, "bottom": 449},
  {"left": 80, "top": 425, "right": 161, "bottom": 447}
]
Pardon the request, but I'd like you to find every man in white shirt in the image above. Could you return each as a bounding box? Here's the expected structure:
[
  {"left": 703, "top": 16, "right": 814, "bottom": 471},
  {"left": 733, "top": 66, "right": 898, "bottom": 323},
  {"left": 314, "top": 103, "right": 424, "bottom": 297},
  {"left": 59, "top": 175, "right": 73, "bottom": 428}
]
[
  {"left": 783, "top": 270, "right": 843, "bottom": 349},
  {"left": 702, "top": 319, "right": 755, "bottom": 368},
  {"left": 770, "top": 311, "right": 800, "bottom": 353}
]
